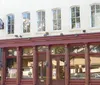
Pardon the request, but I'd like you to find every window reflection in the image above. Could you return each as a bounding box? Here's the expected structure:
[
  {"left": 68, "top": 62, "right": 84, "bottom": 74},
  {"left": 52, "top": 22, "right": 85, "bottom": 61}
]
[
  {"left": 6, "top": 58, "right": 17, "bottom": 78},
  {"left": 22, "top": 47, "right": 33, "bottom": 56},
  {"left": 8, "top": 48, "right": 17, "bottom": 56},
  {"left": 51, "top": 46, "right": 65, "bottom": 55},
  {"left": 70, "top": 57, "right": 85, "bottom": 79},
  {"left": 90, "top": 45, "right": 100, "bottom": 53},
  {"left": 22, "top": 58, "right": 33, "bottom": 78},
  {"left": 70, "top": 45, "right": 85, "bottom": 54},
  {"left": 90, "top": 56, "right": 100, "bottom": 79}
]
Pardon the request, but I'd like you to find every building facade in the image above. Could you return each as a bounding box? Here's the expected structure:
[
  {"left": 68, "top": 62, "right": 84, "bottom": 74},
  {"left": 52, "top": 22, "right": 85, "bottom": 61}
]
[{"left": 0, "top": 0, "right": 100, "bottom": 85}]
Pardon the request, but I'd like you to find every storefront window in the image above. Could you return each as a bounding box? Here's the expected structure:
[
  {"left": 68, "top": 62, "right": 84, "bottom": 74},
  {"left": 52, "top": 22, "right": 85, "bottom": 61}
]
[
  {"left": 70, "top": 56, "right": 85, "bottom": 79},
  {"left": 6, "top": 58, "right": 17, "bottom": 78},
  {"left": 22, "top": 47, "right": 33, "bottom": 78},
  {"left": 90, "top": 56, "right": 100, "bottom": 79},
  {"left": 22, "top": 57, "right": 33, "bottom": 78}
]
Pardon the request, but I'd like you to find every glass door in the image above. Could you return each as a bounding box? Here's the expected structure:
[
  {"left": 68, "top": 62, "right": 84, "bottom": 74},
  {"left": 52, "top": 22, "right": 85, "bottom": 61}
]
[{"left": 52, "top": 56, "right": 65, "bottom": 85}]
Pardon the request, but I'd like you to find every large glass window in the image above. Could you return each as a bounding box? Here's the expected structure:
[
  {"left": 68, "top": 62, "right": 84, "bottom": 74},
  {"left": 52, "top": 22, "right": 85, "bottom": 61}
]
[
  {"left": 70, "top": 56, "right": 85, "bottom": 79},
  {"left": 6, "top": 58, "right": 17, "bottom": 78},
  {"left": 22, "top": 12, "right": 30, "bottom": 33},
  {"left": 22, "top": 47, "right": 33, "bottom": 78},
  {"left": 7, "top": 14, "right": 14, "bottom": 34},
  {"left": 37, "top": 11, "right": 45, "bottom": 31},
  {"left": 91, "top": 4, "right": 100, "bottom": 27},
  {"left": 71, "top": 6, "right": 80, "bottom": 29},
  {"left": 6, "top": 48, "right": 17, "bottom": 78},
  {"left": 90, "top": 56, "right": 100, "bottom": 79},
  {"left": 52, "top": 8, "right": 61, "bottom": 30}
]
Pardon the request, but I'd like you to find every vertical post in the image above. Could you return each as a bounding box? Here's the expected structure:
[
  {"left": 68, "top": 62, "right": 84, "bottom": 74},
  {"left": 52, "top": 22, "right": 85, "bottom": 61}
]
[
  {"left": 1, "top": 48, "right": 6, "bottom": 85},
  {"left": 46, "top": 46, "right": 52, "bottom": 85},
  {"left": 65, "top": 44, "right": 70, "bottom": 85},
  {"left": 33, "top": 46, "right": 38, "bottom": 85},
  {"left": 85, "top": 43, "right": 90, "bottom": 85},
  {"left": 16, "top": 47, "right": 22, "bottom": 85}
]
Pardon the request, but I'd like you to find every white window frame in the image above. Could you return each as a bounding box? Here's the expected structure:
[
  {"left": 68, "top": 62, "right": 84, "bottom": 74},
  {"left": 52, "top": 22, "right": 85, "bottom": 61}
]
[
  {"left": 71, "top": 6, "right": 80, "bottom": 29},
  {"left": 22, "top": 12, "right": 30, "bottom": 33},
  {"left": 91, "top": 4, "right": 100, "bottom": 27},
  {"left": 52, "top": 8, "right": 61, "bottom": 30},
  {"left": 37, "top": 10, "right": 45, "bottom": 32},
  {"left": 7, "top": 14, "right": 14, "bottom": 34}
]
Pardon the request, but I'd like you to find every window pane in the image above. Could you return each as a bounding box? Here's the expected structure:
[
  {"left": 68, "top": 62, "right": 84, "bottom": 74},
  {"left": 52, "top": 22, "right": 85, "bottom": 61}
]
[
  {"left": 59, "top": 58, "right": 64, "bottom": 79},
  {"left": 22, "top": 57, "right": 33, "bottom": 78},
  {"left": 90, "top": 56, "right": 100, "bottom": 79},
  {"left": 52, "top": 59, "right": 57, "bottom": 80},
  {"left": 76, "top": 12, "right": 80, "bottom": 17},
  {"left": 69, "top": 45, "right": 85, "bottom": 54},
  {"left": 38, "top": 61, "right": 46, "bottom": 82},
  {"left": 7, "top": 14, "right": 14, "bottom": 34},
  {"left": 37, "top": 11, "right": 45, "bottom": 31},
  {"left": 57, "top": 9, "right": 61, "bottom": 19},
  {"left": 53, "top": 9, "right": 61, "bottom": 30},
  {"left": 76, "top": 7, "right": 80, "bottom": 12},
  {"left": 23, "top": 47, "right": 33, "bottom": 56},
  {"left": 58, "top": 20, "right": 61, "bottom": 30},
  {"left": 71, "top": 8, "right": 75, "bottom": 13},
  {"left": 8, "top": 48, "right": 17, "bottom": 56},
  {"left": 70, "top": 56, "right": 85, "bottom": 79},
  {"left": 51, "top": 46, "right": 65, "bottom": 55},
  {"left": 90, "top": 45, "right": 100, "bottom": 53},
  {"left": 6, "top": 58, "right": 17, "bottom": 78},
  {"left": 71, "top": 12, "right": 75, "bottom": 17},
  {"left": 23, "top": 12, "right": 30, "bottom": 33}
]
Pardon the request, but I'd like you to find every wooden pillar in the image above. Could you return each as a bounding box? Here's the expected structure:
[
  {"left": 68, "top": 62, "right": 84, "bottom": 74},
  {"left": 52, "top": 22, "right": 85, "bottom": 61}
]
[
  {"left": 65, "top": 45, "right": 70, "bottom": 85},
  {"left": 33, "top": 46, "right": 38, "bottom": 85},
  {"left": 1, "top": 48, "right": 6, "bottom": 85},
  {"left": 85, "top": 44, "right": 90, "bottom": 85},
  {"left": 16, "top": 47, "right": 22, "bottom": 85},
  {"left": 46, "top": 46, "right": 52, "bottom": 85}
]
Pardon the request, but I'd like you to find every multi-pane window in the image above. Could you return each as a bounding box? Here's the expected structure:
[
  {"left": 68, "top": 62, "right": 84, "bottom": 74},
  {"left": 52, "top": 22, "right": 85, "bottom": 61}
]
[
  {"left": 37, "top": 11, "right": 45, "bottom": 31},
  {"left": 7, "top": 14, "right": 14, "bottom": 34},
  {"left": 71, "top": 6, "right": 80, "bottom": 29},
  {"left": 22, "top": 12, "right": 30, "bottom": 33},
  {"left": 52, "top": 8, "right": 61, "bottom": 30},
  {"left": 91, "top": 4, "right": 100, "bottom": 27}
]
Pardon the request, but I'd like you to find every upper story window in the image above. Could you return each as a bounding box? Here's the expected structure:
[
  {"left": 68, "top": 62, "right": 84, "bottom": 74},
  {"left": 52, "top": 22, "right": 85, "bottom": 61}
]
[
  {"left": 91, "top": 4, "right": 100, "bottom": 27},
  {"left": 22, "top": 12, "right": 30, "bottom": 33},
  {"left": 0, "top": 19, "right": 4, "bottom": 29},
  {"left": 52, "top": 8, "right": 61, "bottom": 30},
  {"left": 37, "top": 10, "right": 45, "bottom": 31},
  {"left": 71, "top": 6, "right": 80, "bottom": 29},
  {"left": 7, "top": 14, "right": 14, "bottom": 34}
]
